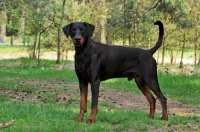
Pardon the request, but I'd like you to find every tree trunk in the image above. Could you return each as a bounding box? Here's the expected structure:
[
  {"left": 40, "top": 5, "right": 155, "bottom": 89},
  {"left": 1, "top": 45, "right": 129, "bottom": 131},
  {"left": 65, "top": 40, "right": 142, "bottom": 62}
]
[
  {"left": 170, "top": 47, "right": 174, "bottom": 65},
  {"left": 57, "top": 28, "right": 61, "bottom": 64},
  {"left": 194, "top": 27, "right": 198, "bottom": 65},
  {"left": 0, "top": 12, "right": 6, "bottom": 43},
  {"left": 128, "top": 32, "right": 132, "bottom": 46},
  {"left": 38, "top": 32, "right": 41, "bottom": 66},
  {"left": 198, "top": 41, "right": 200, "bottom": 65},
  {"left": 56, "top": 0, "right": 66, "bottom": 64},
  {"left": 122, "top": 0, "right": 126, "bottom": 46},
  {"left": 100, "top": 18, "right": 106, "bottom": 44},
  {"left": 100, "top": 0, "right": 106, "bottom": 44},
  {"left": 161, "top": 39, "right": 165, "bottom": 65},
  {"left": 179, "top": 32, "right": 186, "bottom": 68},
  {"left": 20, "top": 6, "right": 26, "bottom": 45},
  {"left": 194, "top": 40, "right": 197, "bottom": 65},
  {"left": 131, "top": 19, "right": 136, "bottom": 47},
  {"left": 122, "top": 28, "right": 126, "bottom": 46},
  {"left": 32, "top": 35, "right": 38, "bottom": 59},
  {"left": 10, "top": 36, "right": 13, "bottom": 46}
]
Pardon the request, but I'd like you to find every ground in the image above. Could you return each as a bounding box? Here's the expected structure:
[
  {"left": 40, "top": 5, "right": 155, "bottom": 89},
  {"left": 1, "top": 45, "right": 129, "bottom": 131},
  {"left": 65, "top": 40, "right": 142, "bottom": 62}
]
[{"left": 1, "top": 78, "right": 200, "bottom": 118}]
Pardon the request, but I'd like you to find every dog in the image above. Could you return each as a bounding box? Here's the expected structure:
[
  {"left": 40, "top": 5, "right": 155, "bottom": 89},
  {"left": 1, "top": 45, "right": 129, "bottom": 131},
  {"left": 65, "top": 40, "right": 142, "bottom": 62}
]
[{"left": 63, "top": 21, "right": 168, "bottom": 123}]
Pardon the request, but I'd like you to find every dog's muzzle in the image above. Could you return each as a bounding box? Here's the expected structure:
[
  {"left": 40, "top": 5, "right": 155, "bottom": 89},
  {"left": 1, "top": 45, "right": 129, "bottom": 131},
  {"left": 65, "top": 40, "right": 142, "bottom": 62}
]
[{"left": 73, "top": 36, "right": 82, "bottom": 47}]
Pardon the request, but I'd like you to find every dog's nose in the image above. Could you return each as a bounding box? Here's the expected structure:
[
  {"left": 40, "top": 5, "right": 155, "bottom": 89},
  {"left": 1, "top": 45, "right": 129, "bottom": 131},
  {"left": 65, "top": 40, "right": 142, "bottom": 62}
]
[{"left": 75, "top": 36, "right": 81, "bottom": 41}]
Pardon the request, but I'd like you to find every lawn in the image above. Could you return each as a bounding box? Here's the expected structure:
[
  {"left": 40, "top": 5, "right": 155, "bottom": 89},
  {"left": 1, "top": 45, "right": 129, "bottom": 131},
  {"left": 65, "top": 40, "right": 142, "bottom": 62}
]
[{"left": 0, "top": 58, "right": 200, "bottom": 131}]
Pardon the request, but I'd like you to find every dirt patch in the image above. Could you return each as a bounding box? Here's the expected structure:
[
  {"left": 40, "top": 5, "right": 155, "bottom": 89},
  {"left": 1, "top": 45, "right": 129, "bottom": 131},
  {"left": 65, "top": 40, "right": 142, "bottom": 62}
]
[{"left": 1, "top": 80, "right": 200, "bottom": 117}]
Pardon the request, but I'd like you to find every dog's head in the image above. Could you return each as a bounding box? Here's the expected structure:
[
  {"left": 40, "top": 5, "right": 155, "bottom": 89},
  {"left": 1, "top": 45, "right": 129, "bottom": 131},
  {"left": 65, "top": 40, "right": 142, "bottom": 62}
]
[{"left": 63, "top": 22, "right": 95, "bottom": 47}]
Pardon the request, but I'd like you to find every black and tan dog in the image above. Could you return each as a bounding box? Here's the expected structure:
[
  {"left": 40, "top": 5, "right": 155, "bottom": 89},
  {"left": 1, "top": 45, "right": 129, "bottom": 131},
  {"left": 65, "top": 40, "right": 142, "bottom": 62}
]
[{"left": 63, "top": 21, "right": 168, "bottom": 123}]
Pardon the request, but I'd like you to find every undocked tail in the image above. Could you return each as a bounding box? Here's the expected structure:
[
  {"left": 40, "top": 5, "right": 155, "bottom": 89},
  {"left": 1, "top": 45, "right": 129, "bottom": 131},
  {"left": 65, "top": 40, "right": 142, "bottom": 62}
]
[{"left": 148, "top": 21, "right": 164, "bottom": 55}]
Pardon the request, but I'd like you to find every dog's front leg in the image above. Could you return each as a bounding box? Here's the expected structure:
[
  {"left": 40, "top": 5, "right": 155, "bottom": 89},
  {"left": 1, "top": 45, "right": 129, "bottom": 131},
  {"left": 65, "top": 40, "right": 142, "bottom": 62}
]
[
  {"left": 86, "top": 81, "right": 100, "bottom": 123},
  {"left": 75, "top": 80, "right": 88, "bottom": 122}
]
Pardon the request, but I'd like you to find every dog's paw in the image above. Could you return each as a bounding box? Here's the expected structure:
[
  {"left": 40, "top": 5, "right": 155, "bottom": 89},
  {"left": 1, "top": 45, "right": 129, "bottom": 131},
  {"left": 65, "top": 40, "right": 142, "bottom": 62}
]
[
  {"left": 75, "top": 116, "right": 83, "bottom": 122},
  {"left": 161, "top": 116, "right": 168, "bottom": 121},
  {"left": 86, "top": 115, "right": 96, "bottom": 123}
]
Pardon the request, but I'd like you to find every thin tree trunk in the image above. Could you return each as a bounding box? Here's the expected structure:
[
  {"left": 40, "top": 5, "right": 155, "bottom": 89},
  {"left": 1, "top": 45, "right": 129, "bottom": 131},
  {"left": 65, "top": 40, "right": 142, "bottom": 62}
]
[
  {"left": 179, "top": 32, "right": 186, "bottom": 68},
  {"left": 20, "top": 6, "right": 26, "bottom": 45},
  {"left": 33, "top": 35, "right": 38, "bottom": 59},
  {"left": 161, "top": 39, "right": 165, "bottom": 65},
  {"left": 170, "top": 47, "right": 174, "bottom": 65},
  {"left": 122, "top": 28, "right": 126, "bottom": 46},
  {"left": 129, "top": 32, "right": 132, "bottom": 46},
  {"left": 38, "top": 32, "right": 41, "bottom": 66},
  {"left": 100, "top": 0, "right": 106, "bottom": 44},
  {"left": 156, "top": 50, "right": 159, "bottom": 63},
  {"left": 131, "top": 22, "right": 136, "bottom": 47},
  {"left": 198, "top": 41, "right": 200, "bottom": 65},
  {"left": 194, "top": 41, "right": 197, "bottom": 65},
  {"left": 0, "top": 12, "right": 6, "bottom": 43},
  {"left": 194, "top": 27, "right": 198, "bottom": 65},
  {"left": 10, "top": 36, "right": 13, "bottom": 46},
  {"left": 122, "top": 0, "right": 126, "bottom": 46},
  {"left": 56, "top": 0, "right": 66, "bottom": 64},
  {"left": 100, "top": 18, "right": 106, "bottom": 44}
]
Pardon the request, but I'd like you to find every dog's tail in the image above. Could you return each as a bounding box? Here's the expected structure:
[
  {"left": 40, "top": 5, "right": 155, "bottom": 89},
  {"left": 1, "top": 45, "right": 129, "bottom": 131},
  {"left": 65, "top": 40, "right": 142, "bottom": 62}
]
[{"left": 148, "top": 21, "right": 164, "bottom": 55}]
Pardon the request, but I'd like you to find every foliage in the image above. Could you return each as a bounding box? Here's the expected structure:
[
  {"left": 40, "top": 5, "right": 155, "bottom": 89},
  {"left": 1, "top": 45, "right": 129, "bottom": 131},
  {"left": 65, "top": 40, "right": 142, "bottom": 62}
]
[{"left": 0, "top": 0, "right": 199, "bottom": 65}]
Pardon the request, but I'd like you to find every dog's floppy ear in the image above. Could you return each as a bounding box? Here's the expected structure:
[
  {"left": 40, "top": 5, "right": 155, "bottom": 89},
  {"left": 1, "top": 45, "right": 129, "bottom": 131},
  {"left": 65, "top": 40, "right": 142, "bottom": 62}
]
[
  {"left": 63, "top": 23, "right": 73, "bottom": 38},
  {"left": 84, "top": 22, "right": 95, "bottom": 37}
]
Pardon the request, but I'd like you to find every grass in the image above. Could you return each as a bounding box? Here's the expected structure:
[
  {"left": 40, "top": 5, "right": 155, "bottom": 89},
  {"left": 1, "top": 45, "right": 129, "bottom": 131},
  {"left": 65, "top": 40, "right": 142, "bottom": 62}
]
[
  {"left": 0, "top": 45, "right": 28, "bottom": 54},
  {"left": 0, "top": 58, "right": 200, "bottom": 131},
  {"left": 0, "top": 100, "right": 199, "bottom": 131},
  {"left": 159, "top": 73, "right": 200, "bottom": 105}
]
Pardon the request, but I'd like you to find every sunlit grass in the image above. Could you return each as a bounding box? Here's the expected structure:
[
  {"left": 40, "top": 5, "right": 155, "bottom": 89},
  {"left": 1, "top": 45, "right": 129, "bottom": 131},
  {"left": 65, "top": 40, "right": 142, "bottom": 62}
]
[{"left": 0, "top": 45, "right": 27, "bottom": 54}]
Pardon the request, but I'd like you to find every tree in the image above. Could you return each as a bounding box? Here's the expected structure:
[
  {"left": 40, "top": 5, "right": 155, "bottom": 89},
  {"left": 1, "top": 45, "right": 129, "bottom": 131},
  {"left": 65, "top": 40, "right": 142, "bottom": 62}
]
[
  {"left": 0, "top": 11, "right": 6, "bottom": 43},
  {"left": 88, "top": 0, "right": 107, "bottom": 43},
  {"left": 23, "top": 0, "right": 53, "bottom": 66},
  {"left": 56, "top": 0, "right": 66, "bottom": 64},
  {"left": 189, "top": 0, "right": 200, "bottom": 65},
  {"left": 0, "top": 0, "right": 21, "bottom": 45},
  {"left": 155, "top": 0, "right": 194, "bottom": 66}
]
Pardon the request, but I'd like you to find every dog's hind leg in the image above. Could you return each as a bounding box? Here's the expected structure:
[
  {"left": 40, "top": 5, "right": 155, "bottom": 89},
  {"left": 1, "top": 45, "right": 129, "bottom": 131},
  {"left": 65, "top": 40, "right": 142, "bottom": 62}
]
[
  {"left": 146, "top": 78, "right": 168, "bottom": 120},
  {"left": 134, "top": 76, "right": 156, "bottom": 118},
  {"left": 141, "top": 60, "right": 168, "bottom": 120}
]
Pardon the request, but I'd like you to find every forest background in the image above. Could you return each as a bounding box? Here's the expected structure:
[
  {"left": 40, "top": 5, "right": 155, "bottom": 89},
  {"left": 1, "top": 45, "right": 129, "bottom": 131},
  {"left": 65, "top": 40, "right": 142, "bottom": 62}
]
[{"left": 0, "top": 0, "right": 199, "bottom": 67}]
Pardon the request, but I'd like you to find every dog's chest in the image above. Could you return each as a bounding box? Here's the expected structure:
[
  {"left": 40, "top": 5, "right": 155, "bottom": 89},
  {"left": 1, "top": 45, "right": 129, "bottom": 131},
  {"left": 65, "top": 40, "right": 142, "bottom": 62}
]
[{"left": 75, "top": 53, "right": 91, "bottom": 79}]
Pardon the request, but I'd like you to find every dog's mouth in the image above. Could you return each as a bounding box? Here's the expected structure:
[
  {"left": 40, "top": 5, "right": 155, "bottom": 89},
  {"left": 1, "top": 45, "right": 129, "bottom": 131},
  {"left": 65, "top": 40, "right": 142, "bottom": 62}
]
[{"left": 74, "top": 42, "right": 82, "bottom": 47}]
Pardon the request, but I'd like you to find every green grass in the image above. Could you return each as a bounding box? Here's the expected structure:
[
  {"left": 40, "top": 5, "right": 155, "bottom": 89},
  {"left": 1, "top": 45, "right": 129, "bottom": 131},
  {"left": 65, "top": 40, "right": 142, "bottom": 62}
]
[
  {"left": 0, "top": 58, "right": 200, "bottom": 131},
  {"left": 0, "top": 100, "right": 199, "bottom": 132},
  {"left": 159, "top": 73, "right": 200, "bottom": 105}
]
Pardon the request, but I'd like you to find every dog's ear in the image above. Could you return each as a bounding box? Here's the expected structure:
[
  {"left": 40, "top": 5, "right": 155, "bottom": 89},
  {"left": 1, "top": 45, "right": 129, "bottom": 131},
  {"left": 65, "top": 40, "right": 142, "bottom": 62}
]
[
  {"left": 63, "top": 23, "right": 73, "bottom": 38},
  {"left": 84, "top": 22, "right": 95, "bottom": 37}
]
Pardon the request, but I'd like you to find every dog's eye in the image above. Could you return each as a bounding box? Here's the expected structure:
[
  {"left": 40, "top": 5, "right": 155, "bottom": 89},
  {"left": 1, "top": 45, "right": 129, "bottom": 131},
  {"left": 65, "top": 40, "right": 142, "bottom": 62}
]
[
  {"left": 73, "top": 27, "right": 76, "bottom": 32},
  {"left": 80, "top": 28, "right": 84, "bottom": 31}
]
